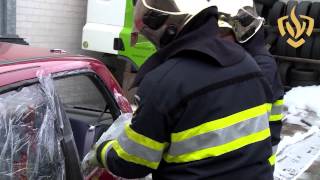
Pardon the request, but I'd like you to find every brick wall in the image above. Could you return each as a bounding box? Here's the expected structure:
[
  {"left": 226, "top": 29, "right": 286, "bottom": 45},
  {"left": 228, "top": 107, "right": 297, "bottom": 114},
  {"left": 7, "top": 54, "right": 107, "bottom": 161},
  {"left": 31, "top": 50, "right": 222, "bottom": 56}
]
[{"left": 16, "top": 0, "right": 88, "bottom": 54}]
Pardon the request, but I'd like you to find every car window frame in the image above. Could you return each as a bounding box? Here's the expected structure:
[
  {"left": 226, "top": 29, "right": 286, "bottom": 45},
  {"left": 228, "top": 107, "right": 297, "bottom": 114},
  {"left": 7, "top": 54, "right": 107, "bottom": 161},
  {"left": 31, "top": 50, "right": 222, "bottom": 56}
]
[
  {"left": 0, "top": 69, "right": 121, "bottom": 120},
  {"left": 53, "top": 69, "right": 121, "bottom": 120}
]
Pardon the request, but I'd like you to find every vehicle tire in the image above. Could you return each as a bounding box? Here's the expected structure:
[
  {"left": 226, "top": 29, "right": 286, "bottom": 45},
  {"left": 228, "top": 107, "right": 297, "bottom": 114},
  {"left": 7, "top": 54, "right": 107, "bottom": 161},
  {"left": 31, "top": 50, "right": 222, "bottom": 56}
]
[
  {"left": 289, "top": 68, "right": 319, "bottom": 87},
  {"left": 268, "top": 1, "right": 286, "bottom": 26},
  {"left": 300, "top": 35, "right": 314, "bottom": 58},
  {"left": 286, "top": 0, "right": 298, "bottom": 15},
  {"left": 290, "top": 80, "right": 318, "bottom": 87},
  {"left": 279, "top": 62, "right": 293, "bottom": 85},
  {"left": 290, "top": 68, "right": 318, "bottom": 81},
  {"left": 296, "top": 1, "right": 312, "bottom": 16},
  {"left": 309, "top": 2, "right": 320, "bottom": 28},
  {"left": 312, "top": 35, "right": 320, "bottom": 60},
  {"left": 297, "top": 36, "right": 312, "bottom": 71},
  {"left": 254, "top": 0, "right": 277, "bottom": 8},
  {"left": 276, "top": 37, "right": 287, "bottom": 56},
  {"left": 286, "top": 44, "right": 297, "bottom": 57}
]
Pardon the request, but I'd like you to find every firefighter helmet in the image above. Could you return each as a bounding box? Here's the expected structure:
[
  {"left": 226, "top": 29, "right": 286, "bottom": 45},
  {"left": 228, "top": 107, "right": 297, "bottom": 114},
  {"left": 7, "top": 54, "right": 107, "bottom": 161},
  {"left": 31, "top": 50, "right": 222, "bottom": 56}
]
[
  {"left": 215, "top": 0, "right": 264, "bottom": 43},
  {"left": 132, "top": 0, "right": 216, "bottom": 48}
]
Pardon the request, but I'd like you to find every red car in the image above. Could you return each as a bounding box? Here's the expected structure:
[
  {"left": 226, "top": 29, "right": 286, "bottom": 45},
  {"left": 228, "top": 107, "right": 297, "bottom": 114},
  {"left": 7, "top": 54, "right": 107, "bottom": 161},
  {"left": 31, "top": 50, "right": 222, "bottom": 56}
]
[{"left": 0, "top": 42, "right": 132, "bottom": 179}]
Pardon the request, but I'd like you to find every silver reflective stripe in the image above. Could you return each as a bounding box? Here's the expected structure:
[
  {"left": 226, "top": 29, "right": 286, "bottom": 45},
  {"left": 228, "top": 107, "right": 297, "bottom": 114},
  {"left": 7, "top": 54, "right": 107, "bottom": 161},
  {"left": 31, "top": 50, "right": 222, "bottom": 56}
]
[
  {"left": 271, "top": 105, "right": 283, "bottom": 115},
  {"left": 272, "top": 145, "right": 278, "bottom": 154},
  {"left": 117, "top": 131, "right": 163, "bottom": 162},
  {"left": 168, "top": 113, "right": 269, "bottom": 156}
]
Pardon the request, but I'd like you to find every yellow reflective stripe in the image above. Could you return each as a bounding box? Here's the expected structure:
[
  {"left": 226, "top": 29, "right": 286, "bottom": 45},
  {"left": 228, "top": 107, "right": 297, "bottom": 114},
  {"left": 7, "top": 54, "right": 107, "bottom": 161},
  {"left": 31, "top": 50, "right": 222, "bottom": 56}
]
[
  {"left": 269, "top": 114, "right": 284, "bottom": 122},
  {"left": 113, "top": 140, "right": 160, "bottom": 169},
  {"left": 274, "top": 99, "right": 284, "bottom": 106},
  {"left": 100, "top": 140, "right": 115, "bottom": 168},
  {"left": 268, "top": 154, "right": 276, "bottom": 166},
  {"left": 165, "top": 128, "right": 271, "bottom": 163},
  {"left": 267, "top": 103, "right": 272, "bottom": 112},
  {"left": 125, "top": 124, "right": 167, "bottom": 151},
  {"left": 172, "top": 104, "right": 269, "bottom": 142}
]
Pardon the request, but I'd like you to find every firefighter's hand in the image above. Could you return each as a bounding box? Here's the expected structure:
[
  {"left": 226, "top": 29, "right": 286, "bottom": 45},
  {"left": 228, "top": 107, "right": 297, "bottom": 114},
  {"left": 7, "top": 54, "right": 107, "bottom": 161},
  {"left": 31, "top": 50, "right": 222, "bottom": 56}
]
[
  {"left": 242, "top": 28, "right": 267, "bottom": 55},
  {"left": 81, "top": 145, "right": 100, "bottom": 173},
  {"left": 81, "top": 129, "right": 114, "bottom": 172}
]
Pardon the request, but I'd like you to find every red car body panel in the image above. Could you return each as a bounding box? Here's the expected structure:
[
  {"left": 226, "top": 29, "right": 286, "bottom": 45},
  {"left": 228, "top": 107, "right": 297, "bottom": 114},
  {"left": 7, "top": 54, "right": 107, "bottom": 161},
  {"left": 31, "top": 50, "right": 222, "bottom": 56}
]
[
  {"left": 0, "top": 43, "right": 132, "bottom": 179},
  {"left": 0, "top": 42, "right": 132, "bottom": 113}
]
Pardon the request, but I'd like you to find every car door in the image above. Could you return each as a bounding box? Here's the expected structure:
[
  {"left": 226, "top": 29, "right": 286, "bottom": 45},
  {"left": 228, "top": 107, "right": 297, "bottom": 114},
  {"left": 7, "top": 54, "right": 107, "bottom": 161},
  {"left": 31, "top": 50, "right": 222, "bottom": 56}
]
[
  {"left": 0, "top": 69, "right": 123, "bottom": 180},
  {"left": 53, "top": 69, "right": 123, "bottom": 180},
  {"left": 53, "top": 70, "right": 121, "bottom": 159}
]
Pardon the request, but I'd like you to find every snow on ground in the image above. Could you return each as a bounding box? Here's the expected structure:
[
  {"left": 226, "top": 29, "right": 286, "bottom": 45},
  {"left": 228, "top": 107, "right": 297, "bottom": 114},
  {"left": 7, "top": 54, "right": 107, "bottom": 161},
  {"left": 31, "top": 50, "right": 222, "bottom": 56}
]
[
  {"left": 275, "top": 86, "right": 320, "bottom": 180},
  {"left": 284, "top": 86, "right": 320, "bottom": 127},
  {"left": 274, "top": 127, "right": 320, "bottom": 180},
  {"left": 284, "top": 86, "right": 320, "bottom": 116}
]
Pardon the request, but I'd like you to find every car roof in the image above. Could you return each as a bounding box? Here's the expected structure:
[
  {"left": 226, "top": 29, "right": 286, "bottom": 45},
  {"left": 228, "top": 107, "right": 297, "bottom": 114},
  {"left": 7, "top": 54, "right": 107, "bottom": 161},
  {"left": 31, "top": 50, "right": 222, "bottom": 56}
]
[{"left": 0, "top": 42, "right": 104, "bottom": 87}]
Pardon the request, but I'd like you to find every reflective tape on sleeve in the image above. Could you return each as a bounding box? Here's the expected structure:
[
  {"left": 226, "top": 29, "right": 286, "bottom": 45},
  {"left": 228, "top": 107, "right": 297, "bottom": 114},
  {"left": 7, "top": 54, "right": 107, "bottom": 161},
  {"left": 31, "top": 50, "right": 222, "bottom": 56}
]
[
  {"left": 271, "top": 105, "right": 284, "bottom": 116},
  {"left": 113, "top": 141, "right": 160, "bottom": 169},
  {"left": 269, "top": 114, "right": 284, "bottom": 122},
  {"left": 267, "top": 103, "right": 272, "bottom": 112},
  {"left": 125, "top": 124, "right": 167, "bottom": 151},
  {"left": 268, "top": 154, "right": 276, "bottom": 166},
  {"left": 118, "top": 130, "right": 163, "bottom": 162},
  {"left": 272, "top": 145, "right": 278, "bottom": 155},
  {"left": 269, "top": 100, "right": 284, "bottom": 122},
  {"left": 274, "top": 99, "right": 284, "bottom": 106},
  {"left": 101, "top": 140, "right": 115, "bottom": 168},
  {"left": 110, "top": 125, "right": 167, "bottom": 169}
]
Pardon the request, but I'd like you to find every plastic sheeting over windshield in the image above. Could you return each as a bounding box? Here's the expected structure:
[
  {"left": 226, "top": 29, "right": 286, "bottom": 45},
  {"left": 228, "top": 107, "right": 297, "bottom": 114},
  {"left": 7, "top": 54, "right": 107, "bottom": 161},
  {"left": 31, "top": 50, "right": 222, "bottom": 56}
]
[{"left": 0, "top": 73, "right": 66, "bottom": 180}]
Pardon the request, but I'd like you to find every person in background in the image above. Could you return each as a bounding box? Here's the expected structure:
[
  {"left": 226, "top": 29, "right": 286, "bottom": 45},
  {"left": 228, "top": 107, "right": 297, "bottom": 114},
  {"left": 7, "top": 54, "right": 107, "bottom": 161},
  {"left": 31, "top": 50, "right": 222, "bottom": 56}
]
[
  {"left": 83, "top": 0, "right": 275, "bottom": 179},
  {"left": 242, "top": 28, "right": 284, "bottom": 163},
  {"left": 216, "top": 0, "right": 284, "bottom": 167}
]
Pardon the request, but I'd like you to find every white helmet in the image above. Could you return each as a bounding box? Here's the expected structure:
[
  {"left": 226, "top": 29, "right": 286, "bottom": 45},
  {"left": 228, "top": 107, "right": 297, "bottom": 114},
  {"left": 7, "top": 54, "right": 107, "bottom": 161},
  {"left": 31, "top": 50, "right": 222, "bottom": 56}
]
[
  {"left": 132, "top": 0, "right": 217, "bottom": 48},
  {"left": 215, "top": 0, "right": 264, "bottom": 43}
]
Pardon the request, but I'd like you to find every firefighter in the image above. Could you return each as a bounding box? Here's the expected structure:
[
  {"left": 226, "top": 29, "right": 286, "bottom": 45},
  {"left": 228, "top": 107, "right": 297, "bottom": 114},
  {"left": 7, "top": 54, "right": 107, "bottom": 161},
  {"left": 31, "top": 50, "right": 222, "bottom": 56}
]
[
  {"left": 215, "top": 2, "right": 284, "bottom": 165},
  {"left": 242, "top": 29, "right": 284, "bottom": 165},
  {"left": 83, "top": 0, "right": 275, "bottom": 179}
]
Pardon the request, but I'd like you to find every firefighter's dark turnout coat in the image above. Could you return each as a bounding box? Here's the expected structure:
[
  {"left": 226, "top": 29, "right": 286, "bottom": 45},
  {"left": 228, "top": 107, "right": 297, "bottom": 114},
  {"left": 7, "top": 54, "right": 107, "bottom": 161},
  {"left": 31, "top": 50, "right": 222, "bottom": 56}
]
[
  {"left": 243, "top": 30, "right": 285, "bottom": 164},
  {"left": 97, "top": 8, "right": 276, "bottom": 180}
]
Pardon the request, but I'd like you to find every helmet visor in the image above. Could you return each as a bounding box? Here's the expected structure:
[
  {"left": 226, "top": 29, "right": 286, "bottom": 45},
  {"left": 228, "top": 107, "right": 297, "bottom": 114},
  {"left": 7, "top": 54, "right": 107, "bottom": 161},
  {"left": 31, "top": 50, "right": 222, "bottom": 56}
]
[
  {"left": 217, "top": 3, "right": 264, "bottom": 43},
  {"left": 232, "top": 6, "right": 264, "bottom": 43}
]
